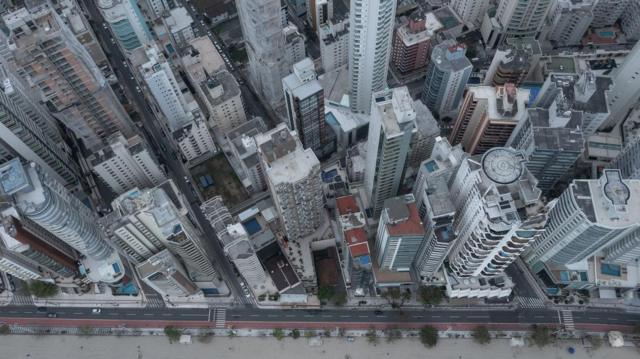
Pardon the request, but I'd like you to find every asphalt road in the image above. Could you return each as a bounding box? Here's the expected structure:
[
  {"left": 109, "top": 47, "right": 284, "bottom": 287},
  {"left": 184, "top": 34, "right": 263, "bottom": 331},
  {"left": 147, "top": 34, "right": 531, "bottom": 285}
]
[
  {"left": 80, "top": 0, "right": 250, "bottom": 306},
  {"left": 1, "top": 305, "right": 639, "bottom": 328}
]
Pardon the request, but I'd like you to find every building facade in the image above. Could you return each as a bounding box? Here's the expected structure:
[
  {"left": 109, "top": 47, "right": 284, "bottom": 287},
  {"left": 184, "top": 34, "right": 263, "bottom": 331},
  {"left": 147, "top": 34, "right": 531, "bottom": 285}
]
[
  {"left": 547, "top": 0, "right": 594, "bottom": 47},
  {"left": 391, "top": 10, "right": 438, "bottom": 76},
  {"left": 319, "top": 17, "right": 349, "bottom": 72},
  {"left": 98, "top": 0, "right": 152, "bottom": 54},
  {"left": 348, "top": 0, "right": 396, "bottom": 114}
]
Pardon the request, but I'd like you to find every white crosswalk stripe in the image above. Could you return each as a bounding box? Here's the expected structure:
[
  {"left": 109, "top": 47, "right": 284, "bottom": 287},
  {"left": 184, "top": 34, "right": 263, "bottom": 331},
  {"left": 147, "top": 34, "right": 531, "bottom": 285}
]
[
  {"left": 10, "top": 294, "right": 33, "bottom": 305},
  {"left": 516, "top": 296, "right": 546, "bottom": 309},
  {"left": 561, "top": 310, "right": 575, "bottom": 331},
  {"left": 213, "top": 308, "right": 226, "bottom": 329},
  {"left": 144, "top": 294, "right": 165, "bottom": 309}
]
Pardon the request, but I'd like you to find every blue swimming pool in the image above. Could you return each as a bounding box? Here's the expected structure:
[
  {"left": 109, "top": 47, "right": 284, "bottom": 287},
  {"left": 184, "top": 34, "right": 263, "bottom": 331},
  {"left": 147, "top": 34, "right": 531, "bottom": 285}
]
[
  {"left": 601, "top": 263, "right": 621, "bottom": 276},
  {"left": 243, "top": 218, "right": 262, "bottom": 235},
  {"left": 424, "top": 160, "right": 440, "bottom": 173}
]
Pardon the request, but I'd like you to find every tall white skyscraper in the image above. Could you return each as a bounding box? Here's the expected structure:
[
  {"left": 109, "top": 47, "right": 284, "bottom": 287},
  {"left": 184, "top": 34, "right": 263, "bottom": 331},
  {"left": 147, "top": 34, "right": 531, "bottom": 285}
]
[
  {"left": 451, "top": 0, "right": 491, "bottom": 29},
  {"left": 348, "top": 0, "right": 396, "bottom": 114},
  {"left": 365, "top": 87, "right": 416, "bottom": 217},
  {"left": 89, "top": 134, "right": 166, "bottom": 195},
  {"left": 601, "top": 42, "right": 640, "bottom": 130},
  {"left": 0, "top": 159, "right": 124, "bottom": 284},
  {"left": 495, "top": 0, "right": 553, "bottom": 41},
  {"left": 236, "top": 0, "right": 289, "bottom": 109},
  {"left": 255, "top": 123, "right": 324, "bottom": 239},
  {"left": 447, "top": 147, "right": 546, "bottom": 277}
]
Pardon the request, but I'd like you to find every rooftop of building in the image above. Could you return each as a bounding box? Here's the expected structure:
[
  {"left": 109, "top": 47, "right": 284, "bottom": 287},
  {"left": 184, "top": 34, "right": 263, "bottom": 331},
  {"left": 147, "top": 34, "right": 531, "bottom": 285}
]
[
  {"left": 547, "top": 72, "right": 612, "bottom": 115},
  {"left": 431, "top": 39, "right": 472, "bottom": 73},
  {"left": 526, "top": 108, "right": 584, "bottom": 152},
  {"left": 227, "top": 117, "right": 267, "bottom": 158},
  {"left": 504, "top": 37, "right": 542, "bottom": 55},
  {"left": 396, "top": 11, "right": 441, "bottom": 47},
  {"left": 344, "top": 227, "right": 370, "bottom": 258},
  {"left": 468, "top": 84, "right": 530, "bottom": 120},
  {"left": 373, "top": 87, "right": 417, "bottom": 137},
  {"left": 336, "top": 195, "right": 359, "bottom": 215},
  {"left": 165, "top": 7, "right": 193, "bottom": 32},
  {"left": 257, "top": 241, "right": 301, "bottom": 293},
  {"left": 413, "top": 99, "right": 441, "bottom": 137},
  {"left": 445, "top": 271, "right": 514, "bottom": 290},
  {"left": 325, "top": 103, "right": 370, "bottom": 134},
  {"left": 319, "top": 67, "right": 350, "bottom": 105},
  {"left": 570, "top": 169, "right": 640, "bottom": 227},
  {"left": 200, "top": 70, "right": 241, "bottom": 106},
  {"left": 255, "top": 125, "right": 320, "bottom": 184},
  {"left": 282, "top": 70, "right": 323, "bottom": 101},
  {"left": 383, "top": 195, "right": 425, "bottom": 237},
  {"left": 181, "top": 36, "right": 225, "bottom": 83},
  {"left": 88, "top": 134, "right": 149, "bottom": 166},
  {"left": 319, "top": 17, "right": 349, "bottom": 46},
  {"left": 432, "top": 6, "right": 461, "bottom": 31}
]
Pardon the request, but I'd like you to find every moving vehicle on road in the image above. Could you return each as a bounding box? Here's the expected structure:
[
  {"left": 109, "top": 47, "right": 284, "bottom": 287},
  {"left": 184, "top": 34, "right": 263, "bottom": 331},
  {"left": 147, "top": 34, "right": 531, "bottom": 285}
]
[
  {"left": 91, "top": 308, "right": 101, "bottom": 314},
  {"left": 46, "top": 313, "right": 57, "bottom": 318}
]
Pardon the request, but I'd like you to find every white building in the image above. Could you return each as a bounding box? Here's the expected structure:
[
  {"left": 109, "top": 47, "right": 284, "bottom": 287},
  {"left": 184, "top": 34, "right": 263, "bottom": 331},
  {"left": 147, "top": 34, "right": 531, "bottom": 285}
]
[
  {"left": 447, "top": 147, "right": 546, "bottom": 278},
  {"left": 236, "top": 0, "right": 289, "bottom": 109},
  {"left": 0, "top": 159, "right": 124, "bottom": 284},
  {"left": 226, "top": 119, "right": 268, "bottom": 193},
  {"left": 365, "top": 87, "right": 416, "bottom": 217},
  {"left": 98, "top": 0, "right": 152, "bottom": 54},
  {"left": 492, "top": 0, "right": 553, "bottom": 44},
  {"left": 255, "top": 124, "right": 324, "bottom": 239},
  {"left": 201, "top": 71, "right": 247, "bottom": 134},
  {"left": 224, "top": 223, "right": 269, "bottom": 291},
  {"left": 319, "top": 17, "right": 349, "bottom": 73},
  {"left": 591, "top": 0, "right": 628, "bottom": 28},
  {"left": 283, "top": 23, "right": 306, "bottom": 65},
  {"left": 526, "top": 170, "right": 640, "bottom": 266},
  {"left": 602, "top": 42, "right": 640, "bottom": 131},
  {"left": 165, "top": 7, "right": 195, "bottom": 48},
  {"left": 141, "top": 46, "right": 190, "bottom": 130},
  {"left": 144, "top": 0, "right": 173, "bottom": 18},
  {"left": 407, "top": 100, "right": 441, "bottom": 169},
  {"left": 450, "top": 0, "right": 491, "bottom": 29},
  {"left": 308, "top": 0, "right": 333, "bottom": 33},
  {"left": 621, "top": 1, "right": 640, "bottom": 41},
  {"left": 89, "top": 134, "right": 166, "bottom": 195},
  {"left": 173, "top": 119, "right": 218, "bottom": 164},
  {"left": 547, "top": 0, "right": 594, "bottom": 47},
  {"left": 136, "top": 249, "right": 200, "bottom": 297},
  {"left": 348, "top": 0, "right": 396, "bottom": 114}
]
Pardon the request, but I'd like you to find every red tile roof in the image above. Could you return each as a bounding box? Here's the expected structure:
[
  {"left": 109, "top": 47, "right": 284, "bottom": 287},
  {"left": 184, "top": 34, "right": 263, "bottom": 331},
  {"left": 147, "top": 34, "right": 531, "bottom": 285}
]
[
  {"left": 344, "top": 227, "right": 367, "bottom": 246},
  {"left": 349, "top": 242, "right": 370, "bottom": 258},
  {"left": 336, "top": 195, "right": 360, "bottom": 215},
  {"left": 386, "top": 202, "right": 425, "bottom": 237}
]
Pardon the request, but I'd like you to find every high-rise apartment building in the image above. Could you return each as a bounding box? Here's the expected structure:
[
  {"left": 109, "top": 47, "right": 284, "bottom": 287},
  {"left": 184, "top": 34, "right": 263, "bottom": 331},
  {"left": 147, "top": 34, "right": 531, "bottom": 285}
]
[
  {"left": 365, "top": 87, "right": 416, "bottom": 217},
  {"left": 621, "top": 1, "right": 640, "bottom": 42},
  {"left": 319, "top": 17, "right": 349, "bottom": 73},
  {"left": 407, "top": 100, "right": 440, "bottom": 169},
  {"left": 283, "top": 58, "right": 334, "bottom": 158},
  {"left": 374, "top": 194, "right": 425, "bottom": 272},
  {"left": 421, "top": 40, "right": 472, "bottom": 118},
  {"left": 236, "top": 0, "right": 289, "bottom": 109},
  {"left": 98, "top": 0, "right": 152, "bottom": 54},
  {"left": 223, "top": 223, "right": 268, "bottom": 291},
  {"left": 611, "top": 137, "right": 640, "bottom": 180},
  {"left": 165, "top": 7, "right": 195, "bottom": 49},
  {"left": 173, "top": 119, "right": 218, "bottom": 164},
  {"left": 0, "top": 72, "right": 80, "bottom": 187},
  {"left": 450, "top": 84, "right": 529, "bottom": 155},
  {"left": 483, "top": 38, "right": 541, "bottom": 87},
  {"left": 283, "top": 24, "right": 306, "bottom": 65},
  {"left": 255, "top": 124, "right": 324, "bottom": 239},
  {"left": 200, "top": 71, "right": 246, "bottom": 134},
  {"left": 412, "top": 137, "right": 464, "bottom": 281},
  {"left": 89, "top": 134, "right": 166, "bottom": 195},
  {"left": 144, "top": 0, "right": 175, "bottom": 19},
  {"left": 391, "top": 10, "right": 440, "bottom": 76},
  {"left": 591, "top": 0, "right": 628, "bottom": 28},
  {"left": 508, "top": 108, "right": 584, "bottom": 194},
  {"left": 348, "top": 0, "right": 396, "bottom": 114},
  {"left": 535, "top": 71, "right": 611, "bottom": 137},
  {"left": 601, "top": 42, "right": 640, "bottom": 131},
  {"left": 547, "top": 0, "right": 594, "bottom": 47},
  {"left": 136, "top": 249, "right": 200, "bottom": 297},
  {"left": 3, "top": 5, "right": 134, "bottom": 151},
  {"left": 525, "top": 170, "right": 640, "bottom": 267},
  {"left": 451, "top": 0, "right": 491, "bottom": 28},
  {"left": 447, "top": 147, "right": 546, "bottom": 277},
  {"left": 0, "top": 205, "right": 80, "bottom": 283},
  {"left": 308, "top": 0, "right": 333, "bottom": 34},
  {"left": 109, "top": 181, "right": 219, "bottom": 285},
  {"left": 0, "top": 159, "right": 125, "bottom": 284},
  {"left": 493, "top": 0, "right": 553, "bottom": 43},
  {"left": 226, "top": 119, "right": 268, "bottom": 193}
]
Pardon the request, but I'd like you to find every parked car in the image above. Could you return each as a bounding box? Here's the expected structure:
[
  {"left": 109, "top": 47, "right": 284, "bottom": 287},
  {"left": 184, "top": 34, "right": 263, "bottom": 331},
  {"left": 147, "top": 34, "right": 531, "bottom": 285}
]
[
  {"left": 91, "top": 308, "right": 101, "bottom": 314},
  {"left": 46, "top": 313, "right": 57, "bottom": 318}
]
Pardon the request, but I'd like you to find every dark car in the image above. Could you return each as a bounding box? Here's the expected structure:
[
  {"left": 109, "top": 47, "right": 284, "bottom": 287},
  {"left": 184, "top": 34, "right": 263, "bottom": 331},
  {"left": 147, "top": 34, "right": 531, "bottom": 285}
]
[
  {"left": 36, "top": 307, "right": 47, "bottom": 313},
  {"left": 374, "top": 310, "right": 383, "bottom": 315},
  {"left": 46, "top": 313, "right": 57, "bottom": 318}
]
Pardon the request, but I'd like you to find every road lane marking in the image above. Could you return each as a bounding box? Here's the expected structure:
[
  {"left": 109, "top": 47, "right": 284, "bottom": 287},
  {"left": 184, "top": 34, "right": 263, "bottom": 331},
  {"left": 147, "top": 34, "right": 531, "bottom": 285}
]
[
  {"left": 285, "top": 315, "right": 294, "bottom": 317},
  {"left": 250, "top": 314, "right": 259, "bottom": 317},
  {"left": 414, "top": 316, "right": 423, "bottom": 319},
  {"left": 181, "top": 314, "right": 205, "bottom": 317},
  {"left": 108, "top": 313, "right": 118, "bottom": 316},
  {"left": 267, "top": 314, "right": 277, "bottom": 318},
  {"left": 162, "top": 313, "right": 171, "bottom": 316},
  {"left": 73, "top": 312, "right": 82, "bottom": 315},
  {"left": 9, "top": 311, "right": 17, "bottom": 313},
  {"left": 358, "top": 315, "right": 368, "bottom": 318},
  {"left": 126, "top": 313, "right": 136, "bottom": 316},
  {"left": 467, "top": 316, "right": 488, "bottom": 319},
  {"left": 143, "top": 313, "right": 152, "bottom": 316},
  {"left": 304, "top": 315, "right": 312, "bottom": 318},
  {"left": 322, "top": 315, "right": 333, "bottom": 318},
  {"left": 431, "top": 315, "right": 441, "bottom": 318},
  {"left": 450, "top": 315, "right": 460, "bottom": 319},
  {"left": 22, "top": 311, "right": 31, "bottom": 314},
  {"left": 339, "top": 315, "right": 350, "bottom": 318}
]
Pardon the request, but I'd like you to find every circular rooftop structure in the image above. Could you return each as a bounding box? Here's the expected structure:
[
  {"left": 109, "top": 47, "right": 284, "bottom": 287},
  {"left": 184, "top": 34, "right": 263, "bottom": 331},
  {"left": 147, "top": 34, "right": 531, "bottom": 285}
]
[{"left": 481, "top": 148, "right": 524, "bottom": 185}]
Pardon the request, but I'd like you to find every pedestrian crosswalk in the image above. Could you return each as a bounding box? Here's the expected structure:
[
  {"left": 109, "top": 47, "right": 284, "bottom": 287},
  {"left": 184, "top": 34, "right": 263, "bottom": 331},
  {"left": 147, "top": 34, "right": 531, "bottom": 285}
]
[
  {"left": 144, "top": 294, "right": 166, "bottom": 309},
  {"left": 516, "top": 296, "right": 546, "bottom": 309},
  {"left": 10, "top": 294, "right": 33, "bottom": 305},
  {"left": 212, "top": 308, "right": 226, "bottom": 329},
  {"left": 561, "top": 310, "right": 575, "bottom": 331}
]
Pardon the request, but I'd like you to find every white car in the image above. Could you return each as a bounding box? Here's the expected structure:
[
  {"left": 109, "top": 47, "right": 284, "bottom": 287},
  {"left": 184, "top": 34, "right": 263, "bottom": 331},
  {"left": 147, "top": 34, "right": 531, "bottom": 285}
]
[
  {"left": 135, "top": 86, "right": 141, "bottom": 92},
  {"left": 102, "top": 23, "right": 108, "bottom": 29},
  {"left": 91, "top": 308, "right": 101, "bottom": 314}
]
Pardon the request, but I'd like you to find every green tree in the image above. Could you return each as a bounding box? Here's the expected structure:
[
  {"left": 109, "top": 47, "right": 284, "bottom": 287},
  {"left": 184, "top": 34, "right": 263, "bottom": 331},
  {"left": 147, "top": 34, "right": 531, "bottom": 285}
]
[
  {"left": 304, "top": 330, "right": 315, "bottom": 339},
  {"left": 291, "top": 329, "right": 301, "bottom": 339},
  {"left": 0, "top": 324, "right": 10, "bottom": 335},
  {"left": 382, "top": 288, "right": 410, "bottom": 308},
  {"left": 332, "top": 291, "right": 347, "bottom": 306},
  {"left": 385, "top": 326, "right": 402, "bottom": 343},
  {"left": 418, "top": 286, "right": 443, "bottom": 306},
  {"left": 164, "top": 326, "right": 182, "bottom": 344},
  {"left": 78, "top": 326, "right": 93, "bottom": 336},
  {"left": 227, "top": 330, "right": 236, "bottom": 338},
  {"left": 419, "top": 326, "right": 438, "bottom": 348},
  {"left": 317, "top": 286, "right": 335, "bottom": 302},
  {"left": 586, "top": 335, "right": 602, "bottom": 350},
  {"left": 324, "top": 329, "right": 332, "bottom": 337},
  {"left": 530, "top": 325, "right": 552, "bottom": 348},
  {"left": 24, "top": 280, "right": 58, "bottom": 298},
  {"left": 273, "top": 328, "right": 285, "bottom": 341},
  {"left": 366, "top": 327, "right": 378, "bottom": 345},
  {"left": 337, "top": 328, "right": 345, "bottom": 337},
  {"left": 472, "top": 326, "right": 491, "bottom": 345},
  {"left": 197, "top": 332, "right": 214, "bottom": 343}
]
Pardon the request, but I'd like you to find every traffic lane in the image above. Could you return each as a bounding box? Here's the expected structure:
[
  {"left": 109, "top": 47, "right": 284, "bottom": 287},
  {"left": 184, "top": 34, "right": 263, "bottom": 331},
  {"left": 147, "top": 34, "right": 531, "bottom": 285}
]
[{"left": 572, "top": 310, "right": 640, "bottom": 326}]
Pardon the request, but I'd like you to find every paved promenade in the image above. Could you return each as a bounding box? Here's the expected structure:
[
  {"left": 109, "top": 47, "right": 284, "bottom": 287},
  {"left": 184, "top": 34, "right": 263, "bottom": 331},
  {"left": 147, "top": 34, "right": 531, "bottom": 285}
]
[{"left": 0, "top": 335, "right": 637, "bottom": 359}]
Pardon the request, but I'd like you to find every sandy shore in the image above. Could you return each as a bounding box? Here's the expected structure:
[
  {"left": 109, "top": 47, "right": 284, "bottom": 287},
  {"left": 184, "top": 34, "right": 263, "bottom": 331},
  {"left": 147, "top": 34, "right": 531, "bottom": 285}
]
[{"left": 0, "top": 335, "right": 637, "bottom": 359}]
